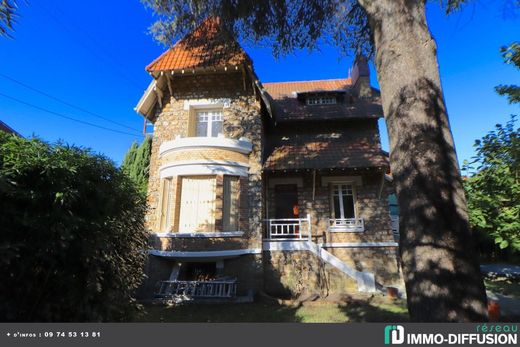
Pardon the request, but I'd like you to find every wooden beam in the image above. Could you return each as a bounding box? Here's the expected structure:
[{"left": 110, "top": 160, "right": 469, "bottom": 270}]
[
  {"left": 166, "top": 75, "right": 173, "bottom": 96},
  {"left": 242, "top": 65, "right": 247, "bottom": 91},
  {"left": 154, "top": 86, "right": 163, "bottom": 108}
]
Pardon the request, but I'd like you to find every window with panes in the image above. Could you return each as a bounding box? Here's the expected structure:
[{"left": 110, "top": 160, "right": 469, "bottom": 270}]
[
  {"left": 196, "top": 110, "right": 223, "bottom": 137},
  {"left": 331, "top": 184, "right": 356, "bottom": 219}
]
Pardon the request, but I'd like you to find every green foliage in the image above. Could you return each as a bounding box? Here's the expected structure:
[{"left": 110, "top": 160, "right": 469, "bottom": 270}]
[
  {"left": 121, "top": 136, "right": 152, "bottom": 196},
  {"left": 0, "top": 133, "right": 149, "bottom": 321},
  {"left": 495, "top": 42, "right": 520, "bottom": 104},
  {"left": 463, "top": 116, "right": 520, "bottom": 252},
  {"left": 0, "top": 0, "right": 24, "bottom": 38},
  {"left": 141, "top": 0, "right": 476, "bottom": 57}
]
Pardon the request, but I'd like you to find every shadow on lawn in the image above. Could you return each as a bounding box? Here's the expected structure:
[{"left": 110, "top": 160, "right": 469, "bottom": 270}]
[
  {"left": 336, "top": 297, "right": 409, "bottom": 322},
  {"left": 137, "top": 296, "right": 409, "bottom": 323}
]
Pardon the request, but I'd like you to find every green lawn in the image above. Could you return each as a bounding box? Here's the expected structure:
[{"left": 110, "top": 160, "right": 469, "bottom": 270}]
[
  {"left": 135, "top": 278, "right": 520, "bottom": 323},
  {"left": 136, "top": 296, "right": 409, "bottom": 323}
]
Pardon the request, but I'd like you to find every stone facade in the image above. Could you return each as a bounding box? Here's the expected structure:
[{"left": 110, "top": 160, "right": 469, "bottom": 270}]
[
  {"left": 138, "top": 62, "right": 402, "bottom": 300},
  {"left": 264, "top": 169, "right": 401, "bottom": 290},
  {"left": 263, "top": 251, "right": 358, "bottom": 298}
]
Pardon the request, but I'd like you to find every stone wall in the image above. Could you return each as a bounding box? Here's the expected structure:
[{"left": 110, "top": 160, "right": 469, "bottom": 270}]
[
  {"left": 145, "top": 71, "right": 263, "bottom": 243},
  {"left": 325, "top": 246, "right": 402, "bottom": 286},
  {"left": 266, "top": 171, "right": 395, "bottom": 243},
  {"left": 222, "top": 254, "right": 264, "bottom": 295},
  {"left": 263, "top": 250, "right": 358, "bottom": 298},
  {"left": 142, "top": 71, "right": 265, "bottom": 295},
  {"left": 265, "top": 170, "right": 402, "bottom": 290}
]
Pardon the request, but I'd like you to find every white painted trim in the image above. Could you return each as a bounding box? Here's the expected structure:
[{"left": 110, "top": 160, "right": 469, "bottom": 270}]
[
  {"left": 321, "top": 176, "right": 362, "bottom": 187},
  {"left": 328, "top": 229, "right": 365, "bottom": 233},
  {"left": 159, "top": 160, "right": 249, "bottom": 178},
  {"left": 155, "top": 231, "right": 244, "bottom": 238},
  {"left": 159, "top": 136, "right": 253, "bottom": 156},
  {"left": 183, "top": 98, "right": 231, "bottom": 110},
  {"left": 135, "top": 80, "right": 157, "bottom": 118},
  {"left": 268, "top": 177, "right": 304, "bottom": 188},
  {"left": 149, "top": 248, "right": 261, "bottom": 259},
  {"left": 318, "top": 242, "right": 399, "bottom": 248},
  {"left": 262, "top": 240, "right": 376, "bottom": 293}
]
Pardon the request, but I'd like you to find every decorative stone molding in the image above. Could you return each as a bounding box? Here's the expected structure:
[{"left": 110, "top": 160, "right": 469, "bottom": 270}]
[
  {"left": 149, "top": 248, "right": 262, "bottom": 259},
  {"left": 159, "top": 136, "right": 253, "bottom": 156},
  {"left": 159, "top": 160, "right": 249, "bottom": 178},
  {"left": 183, "top": 98, "right": 231, "bottom": 110}
]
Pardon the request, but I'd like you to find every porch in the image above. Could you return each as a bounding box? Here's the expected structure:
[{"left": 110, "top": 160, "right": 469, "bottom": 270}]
[
  {"left": 263, "top": 214, "right": 365, "bottom": 240},
  {"left": 264, "top": 170, "right": 394, "bottom": 242}
]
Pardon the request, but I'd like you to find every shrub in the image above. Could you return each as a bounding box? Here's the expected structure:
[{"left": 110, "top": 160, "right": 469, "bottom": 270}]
[{"left": 0, "top": 133, "right": 148, "bottom": 321}]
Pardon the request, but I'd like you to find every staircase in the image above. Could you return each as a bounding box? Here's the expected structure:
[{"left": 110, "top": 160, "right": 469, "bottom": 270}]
[{"left": 263, "top": 239, "right": 377, "bottom": 293}]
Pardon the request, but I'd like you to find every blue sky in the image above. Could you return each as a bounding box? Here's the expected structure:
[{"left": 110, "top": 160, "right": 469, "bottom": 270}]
[{"left": 0, "top": 0, "right": 518, "bottom": 166}]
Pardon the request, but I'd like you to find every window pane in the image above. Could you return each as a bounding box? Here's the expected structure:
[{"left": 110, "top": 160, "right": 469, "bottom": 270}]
[
  {"left": 196, "top": 119, "right": 208, "bottom": 137},
  {"left": 333, "top": 195, "right": 341, "bottom": 219},
  {"left": 343, "top": 195, "right": 355, "bottom": 218},
  {"left": 211, "top": 119, "right": 223, "bottom": 137}
]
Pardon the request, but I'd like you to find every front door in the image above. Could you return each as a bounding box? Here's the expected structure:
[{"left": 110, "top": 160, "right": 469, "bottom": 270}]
[{"left": 274, "top": 184, "right": 299, "bottom": 218}]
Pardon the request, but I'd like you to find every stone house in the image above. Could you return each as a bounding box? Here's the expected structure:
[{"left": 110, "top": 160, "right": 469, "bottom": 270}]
[{"left": 135, "top": 18, "right": 402, "bottom": 300}]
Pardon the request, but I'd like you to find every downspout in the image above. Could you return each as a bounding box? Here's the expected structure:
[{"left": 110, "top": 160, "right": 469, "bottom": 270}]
[
  {"left": 378, "top": 171, "right": 385, "bottom": 199},
  {"left": 312, "top": 169, "right": 316, "bottom": 201}
]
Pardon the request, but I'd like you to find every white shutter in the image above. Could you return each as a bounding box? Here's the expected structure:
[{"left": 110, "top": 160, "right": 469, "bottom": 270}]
[
  {"left": 179, "top": 177, "right": 216, "bottom": 232},
  {"left": 223, "top": 176, "right": 239, "bottom": 231}
]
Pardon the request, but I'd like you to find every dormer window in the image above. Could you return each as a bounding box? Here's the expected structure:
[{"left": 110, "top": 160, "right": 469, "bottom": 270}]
[
  {"left": 306, "top": 96, "right": 337, "bottom": 105},
  {"left": 196, "top": 110, "right": 223, "bottom": 137}
]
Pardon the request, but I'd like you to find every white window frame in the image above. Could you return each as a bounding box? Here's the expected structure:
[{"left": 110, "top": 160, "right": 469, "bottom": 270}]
[
  {"left": 331, "top": 183, "right": 357, "bottom": 219},
  {"left": 196, "top": 110, "right": 223, "bottom": 138},
  {"left": 329, "top": 183, "right": 364, "bottom": 232}
]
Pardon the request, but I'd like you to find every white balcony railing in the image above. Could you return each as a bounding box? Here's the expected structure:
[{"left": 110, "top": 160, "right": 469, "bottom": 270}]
[
  {"left": 156, "top": 279, "right": 237, "bottom": 298},
  {"left": 329, "top": 218, "right": 364, "bottom": 232},
  {"left": 265, "top": 214, "right": 312, "bottom": 240}
]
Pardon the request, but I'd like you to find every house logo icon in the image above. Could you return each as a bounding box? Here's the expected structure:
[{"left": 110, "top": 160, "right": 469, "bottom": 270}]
[{"left": 384, "top": 325, "right": 405, "bottom": 344}]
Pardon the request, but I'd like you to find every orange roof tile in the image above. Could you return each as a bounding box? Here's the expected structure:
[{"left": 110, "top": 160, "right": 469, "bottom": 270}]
[
  {"left": 146, "top": 17, "right": 250, "bottom": 72},
  {"left": 263, "top": 78, "right": 352, "bottom": 99}
]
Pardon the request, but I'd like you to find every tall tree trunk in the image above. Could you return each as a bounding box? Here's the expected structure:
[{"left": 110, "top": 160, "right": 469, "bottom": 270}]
[{"left": 358, "top": 0, "right": 488, "bottom": 322}]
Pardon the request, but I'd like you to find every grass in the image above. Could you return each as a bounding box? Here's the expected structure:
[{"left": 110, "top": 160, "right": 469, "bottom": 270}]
[
  {"left": 135, "top": 278, "right": 520, "bottom": 323},
  {"left": 136, "top": 296, "right": 409, "bottom": 323}
]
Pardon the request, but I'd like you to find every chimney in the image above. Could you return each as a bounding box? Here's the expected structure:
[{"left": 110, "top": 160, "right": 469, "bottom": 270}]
[{"left": 351, "top": 55, "right": 372, "bottom": 98}]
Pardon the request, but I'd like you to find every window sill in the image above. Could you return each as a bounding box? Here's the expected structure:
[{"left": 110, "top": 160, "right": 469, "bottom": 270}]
[
  {"left": 328, "top": 228, "right": 365, "bottom": 233},
  {"left": 155, "top": 231, "right": 245, "bottom": 238}
]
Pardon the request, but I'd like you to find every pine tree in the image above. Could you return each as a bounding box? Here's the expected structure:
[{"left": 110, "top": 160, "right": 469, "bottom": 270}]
[
  {"left": 133, "top": 136, "right": 152, "bottom": 195},
  {"left": 121, "top": 137, "right": 152, "bottom": 196},
  {"left": 121, "top": 141, "right": 138, "bottom": 176}
]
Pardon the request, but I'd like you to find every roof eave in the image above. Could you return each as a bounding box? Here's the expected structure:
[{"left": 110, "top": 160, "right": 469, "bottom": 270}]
[{"left": 134, "top": 80, "right": 157, "bottom": 121}]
